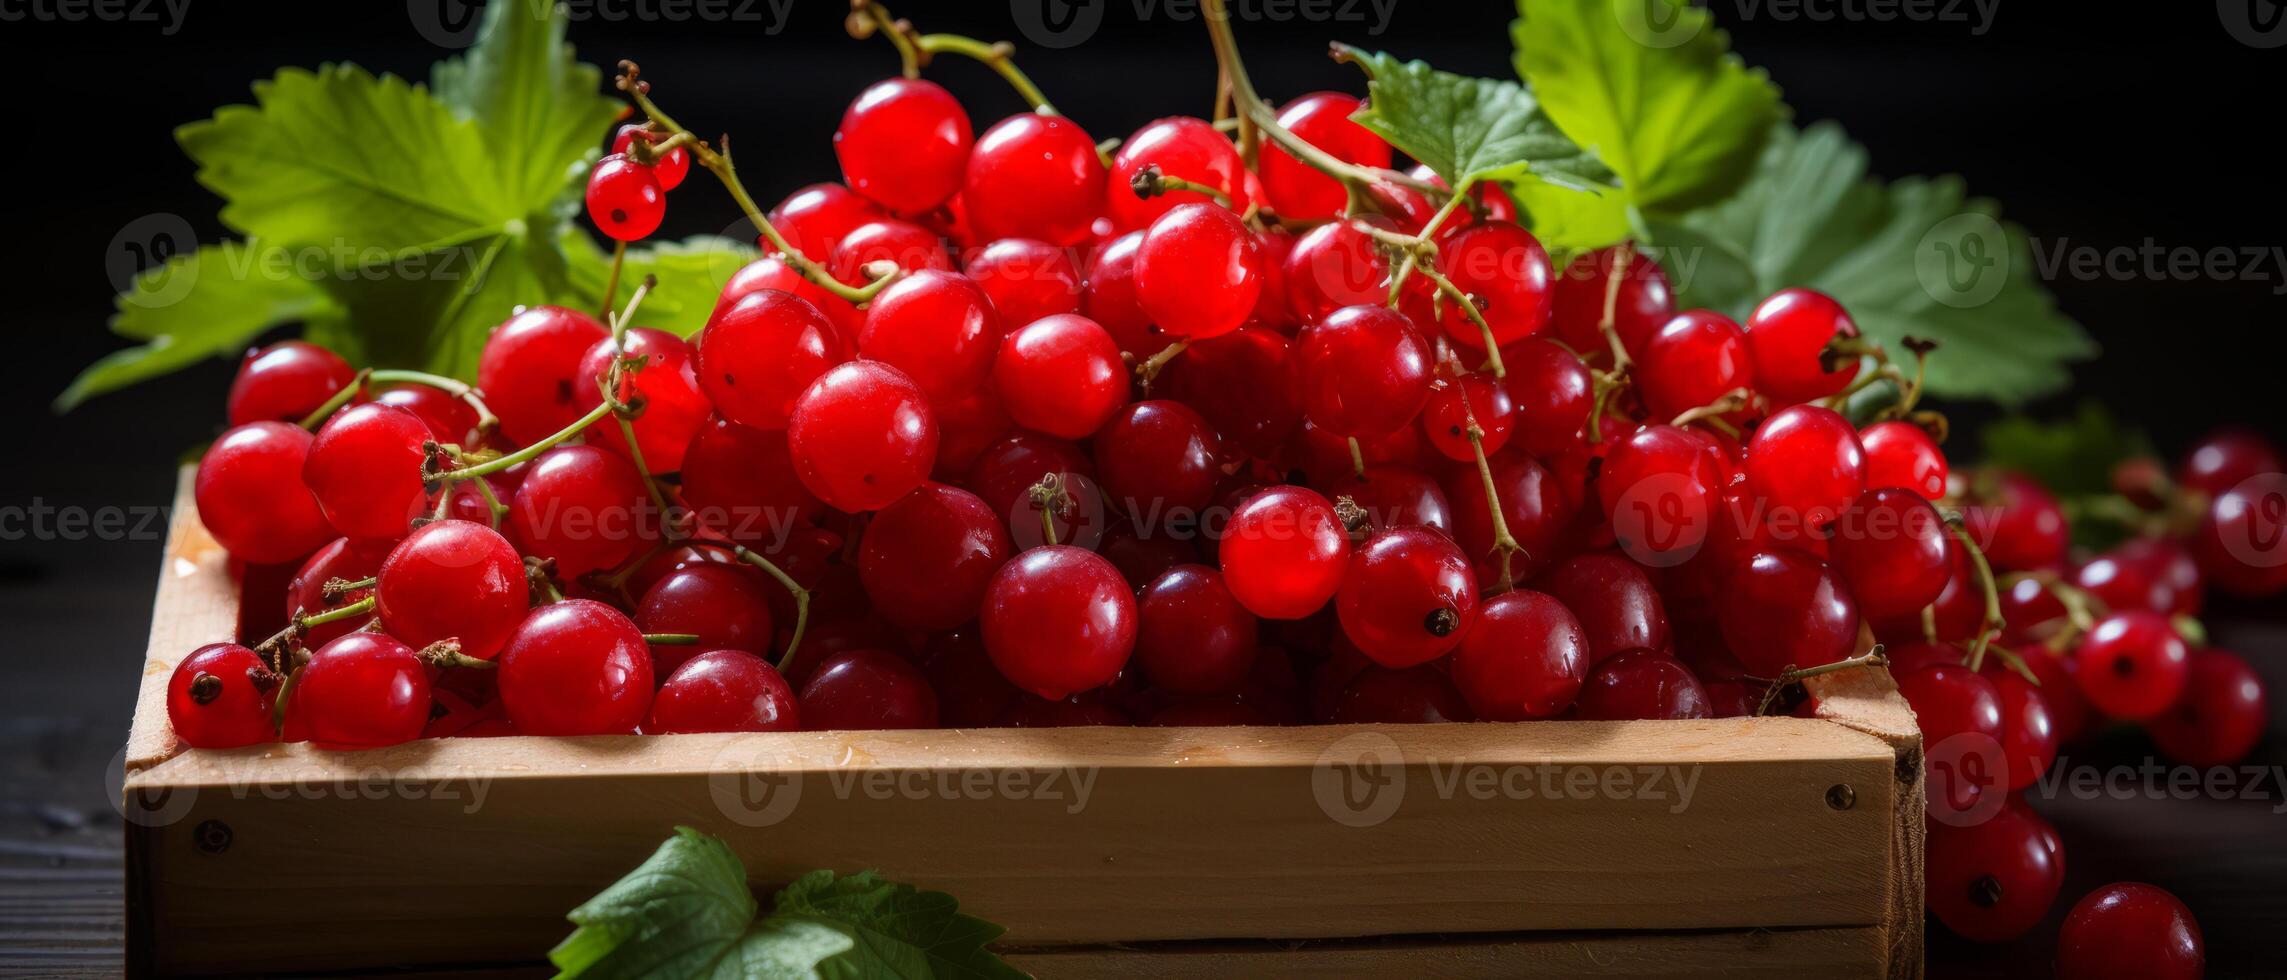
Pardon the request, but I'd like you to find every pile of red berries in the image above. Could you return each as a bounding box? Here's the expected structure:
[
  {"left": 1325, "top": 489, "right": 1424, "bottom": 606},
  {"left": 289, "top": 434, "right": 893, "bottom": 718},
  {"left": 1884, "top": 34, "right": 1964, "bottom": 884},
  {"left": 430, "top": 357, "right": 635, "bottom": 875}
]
[{"left": 163, "top": 33, "right": 2276, "bottom": 972}]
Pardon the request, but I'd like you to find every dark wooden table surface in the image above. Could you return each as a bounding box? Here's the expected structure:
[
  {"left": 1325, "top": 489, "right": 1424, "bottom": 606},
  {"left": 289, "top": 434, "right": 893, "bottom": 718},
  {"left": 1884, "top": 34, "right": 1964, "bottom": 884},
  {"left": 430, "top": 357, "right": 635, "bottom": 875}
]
[{"left": 4, "top": 518, "right": 2283, "bottom": 976}]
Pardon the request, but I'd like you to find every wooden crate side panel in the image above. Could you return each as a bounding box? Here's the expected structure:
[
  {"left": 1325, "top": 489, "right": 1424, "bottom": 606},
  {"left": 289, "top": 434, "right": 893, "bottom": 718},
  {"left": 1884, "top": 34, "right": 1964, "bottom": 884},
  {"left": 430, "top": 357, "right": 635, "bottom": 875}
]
[
  {"left": 1808, "top": 659, "right": 1927, "bottom": 980},
  {"left": 130, "top": 721, "right": 1899, "bottom": 975}
]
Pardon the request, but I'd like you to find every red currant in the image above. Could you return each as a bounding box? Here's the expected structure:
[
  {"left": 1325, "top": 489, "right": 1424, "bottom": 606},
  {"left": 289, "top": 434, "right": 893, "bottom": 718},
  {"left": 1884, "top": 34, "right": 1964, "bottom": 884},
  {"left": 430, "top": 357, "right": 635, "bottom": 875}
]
[
  {"left": 963, "top": 237, "right": 1082, "bottom": 330},
  {"left": 1637, "top": 309, "right": 1753, "bottom": 421},
  {"left": 194, "top": 422, "right": 336, "bottom": 564},
  {"left": 1991, "top": 669, "right": 2057, "bottom": 791},
  {"left": 1328, "top": 664, "right": 1474, "bottom": 724},
  {"left": 1325, "top": 465, "right": 1452, "bottom": 536},
  {"left": 769, "top": 182, "right": 884, "bottom": 260},
  {"left": 226, "top": 341, "right": 355, "bottom": 427},
  {"left": 1898, "top": 662, "right": 2005, "bottom": 814},
  {"left": 1550, "top": 245, "right": 1674, "bottom": 360},
  {"left": 2193, "top": 481, "right": 2287, "bottom": 597},
  {"left": 303, "top": 403, "right": 433, "bottom": 541},
  {"left": 962, "top": 431, "right": 1097, "bottom": 546},
  {"left": 479, "top": 305, "right": 610, "bottom": 446},
  {"left": 699, "top": 287, "right": 849, "bottom": 431},
  {"left": 2178, "top": 427, "right": 2281, "bottom": 497},
  {"left": 1420, "top": 375, "right": 1515, "bottom": 462},
  {"left": 1446, "top": 450, "right": 1570, "bottom": 586},
  {"left": 2056, "top": 883, "right": 2205, "bottom": 980},
  {"left": 376, "top": 519, "right": 527, "bottom": 660},
  {"left": 1531, "top": 553, "right": 1672, "bottom": 664},
  {"left": 1925, "top": 800, "right": 2063, "bottom": 942},
  {"left": 1576, "top": 650, "right": 1711, "bottom": 720},
  {"left": 497, "top": 598, "right": 653, "bottom": 736},
  {"left": 2072, "top": 610, "right": 2191, "bottom": 721},
  {"left": 1502, "top": 338, "right": 1594, "bottom": 457},
  {"left": 1597, "top": 423, "right": 1723, "bottom": 564},
  {"left": 610, "top": 123, "right": 690, "bottom": 190},
  {"left": 1828, "top": 488, "right": 1951, "bottom": 620},
  {"left": 1858, "top": 419, "right": 1948, "bottom": 500},
  {"left": 1163, "top": 326, "right": 1304, "bottom": 459},
  {"left": 1079, "top": 231, "right": 1156, "bottom": 355},
  {"left": 981, "top": 545, "right": 1137, "bottom": 699},
  {"left": 1104, "top": 116, "right": 1250, "bottom": 231},
  {"left": 679, "top": 416, "right": 822, "bottom": 541},
  {"left": 283, "top": 633, "right": 432, "bottom": 749},
  {"left": 991, "top": 313, "right": 1127, "bottom": 440},
  {"left": 786, "top": 360, "right": 939, "bottom": 513},
  {"left": 1717, "top": 549, "right": 1860, "bottom": 677},
  {"left": 585, "top": 154, "right": 665, "bottom": 241},
  {"left": 834, "top": 77, "right": 972, "bottom": 213},
  {"left": 167, "top": 643, "right": 276, "bottom": 748},
  {"left": 1093, "top": 399, "right": 1223, "bottom": 518},
  {"left": 1283, "top": 215, "right": 1396, "bottom": 325},
  {"left": 858, "top": 483, "right": 1012, "bottom": 631},
  {"left": 637, "top": 563, "right": 776, "bottom": 670},
  {"left": 577, "top": 327, "right": 711, "bottom": 474},
  {"left": 2148, "top": 647, "right": 2267, "bottom": 767},
  {"left": 1136, "top": 203, "right": 1263, "bottom": 340},
  {"left": 963, "top": 112, "right": 1107, "bottom": 246},
  {"left": 1337, "top": 526, "right": 1477, "bottom": 668},
  {"left": 1218, "top": 486, "right": 1349, "bottom": 620},
  {"left": 1432, "top": 221, "right": 1552, "bottom": 350},
  {"left": 1452, "top": 589, "right": 1589, "bottom": 721},
  {"left": 1257, "top": 92, "right": 1388, "bottom": 221},
  {"left": 1961, "top": 470, "right": 2069, "bottom": 572},
  {"left": 1134, "top": 564, "right": 1258, "bottom": 695},
  {"left": 508, "top": 445, "right": 652, "bottom": 577},
  {"left": 647, "top": 650, "right": 799, "bottom": 734},
  {"left": 1293, "top": 304, "right": 1433, "bottom": 438},
  {"left": 1743, "top": 288, "right": 1860, "bottom": 404},
  {"left": 286, "top": 537, "right": 390, "bottom": 647},
  {"left": 1743, "top": 405, "right": 1866, "bottom": 532},
  {"left": 828, "top": 218, "right": 950, "bottom": 287}
]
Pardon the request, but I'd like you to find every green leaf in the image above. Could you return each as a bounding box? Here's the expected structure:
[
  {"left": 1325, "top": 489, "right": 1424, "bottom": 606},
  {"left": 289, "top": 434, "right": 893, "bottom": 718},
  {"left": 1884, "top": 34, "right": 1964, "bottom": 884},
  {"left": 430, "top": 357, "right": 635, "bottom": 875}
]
[
  {"left": 1659, "top": 123, "right": 2095, "bottom": 404},
  {"left": 1334, "top": 45, "right": 1613, "bottom": 197},
  {"left": 1979, "top": 403, "right": 2149, "bottom": 499},
  {"left": 307, "top": 225, "right": 561, "bottom": 381},
  {"left": 1512, "top": 0, "right": 1785, "bottom": 237},
  {"left": 563, "top": 233, "right": 763, "bottom": 337},
  {"left": 56, "top": 241, "right": 336, "bottom": 411},
  {"left": 773, "top": 871, "right": 1025, "bottom": 980},
  {"left": 432, "top": 0, "right": 622, "bottom": 215},
  {"left": 177, "top": 64, "right": 523, "bottom": 251},
  {"left": 552, "top": 829, "right": 1022, "bottom": 980}
]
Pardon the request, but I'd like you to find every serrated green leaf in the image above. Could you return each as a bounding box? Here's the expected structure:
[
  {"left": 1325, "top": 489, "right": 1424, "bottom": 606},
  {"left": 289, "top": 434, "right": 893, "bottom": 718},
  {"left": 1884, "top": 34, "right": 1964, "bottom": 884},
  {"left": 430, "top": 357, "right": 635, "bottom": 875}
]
[
  {"left": 178, "top": 64, "right": 524, "bottom": 251},
  {"left": 551, "top": 827, "right": 762, "bottom": 980},
  {"left": 1659, "top": 123, "right": 2095, "bottom": 404},
  {"left": 1512, "top": 0, "right": 1785, "bottom": 238},
  {"left": 57, "top": 240, "right": 337, "bottom": 410},
  {"left": 563, "top": 233, "right": 762, "bottom": 336},
  {"left": 774, "top": 871, "right": 1024, "bottom": 980},
  {"left": 1335, "top": 45, "right": 1612, "bottom": 200},
  {"left": 432, "top": 0, "right": 623, "bottom": 213}
]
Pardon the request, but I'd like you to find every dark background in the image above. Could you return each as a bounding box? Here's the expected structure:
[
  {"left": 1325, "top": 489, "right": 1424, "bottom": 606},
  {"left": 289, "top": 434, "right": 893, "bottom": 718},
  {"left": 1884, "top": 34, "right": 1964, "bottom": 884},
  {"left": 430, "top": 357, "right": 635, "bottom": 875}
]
[{"left": 2, "top": 0, "right": 2282, "bottom": 975}]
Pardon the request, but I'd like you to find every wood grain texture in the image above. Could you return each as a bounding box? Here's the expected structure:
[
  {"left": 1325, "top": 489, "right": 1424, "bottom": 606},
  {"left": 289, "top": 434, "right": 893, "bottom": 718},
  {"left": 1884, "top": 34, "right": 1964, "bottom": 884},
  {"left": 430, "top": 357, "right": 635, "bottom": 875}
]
[
  {"left": 1807, "top": 632, "right": 1928, "bottom": 980},
  {"left": 1003, "top": 927, "right": 1894, "bottom": 978},
  {"left": 124, "top": 469, "right": 1923, "bottom": 977}
]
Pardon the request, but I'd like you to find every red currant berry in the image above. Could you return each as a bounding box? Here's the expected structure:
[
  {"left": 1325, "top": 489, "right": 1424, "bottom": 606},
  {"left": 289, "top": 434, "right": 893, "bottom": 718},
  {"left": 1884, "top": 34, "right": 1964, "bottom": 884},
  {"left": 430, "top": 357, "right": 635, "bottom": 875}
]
[
  {"left": 1324, "top": 465, "right": 1452, "bottom": 536},
  {"left": 1337, "top": 526, "right": 1477, "bottom": 668},
  {"left": 858, "top": 483, "right": 1011, "bottom": 631},
  {"left": 828, "top": 218, "right": 950, "bottom": 288},
  {"left": 1257, "top": 92, "right": 1389, "bottom": 221},
  {"left": 1092, "top": 400, "right": 1223, "bottom": 517},
  {"left": 1432, "top": 221, "right": 1553, "bottom": 350},
  {"left": 585, "top": 154, "right": 665, "bottom": 241},
  {"left": 1925, "top": 800, "right": 2063, "bottom": 942},
  {"left": 2178, "top": 427, "right": 2281, "bottom": 498},
  {"left": 1163, "top": 326, "right": 1304, "bottom": 458},
  {"left": 283, "top": 633, "right": 432, "bottom": 749},
  {"left": 856, "top": 269, "right": 1000, "bottom": 402},
  {"left": 1597, "top": 423, "right": 1723, "bottom": 564},
  {"left": 1104, "top": 116, "right": 1250, "bottom": 231},
  {"left": 699, "top": 287, "right": 849, "bottom": 431},
  {"left": 1744, "top": 288, "right": 1861, "bottom": 404},
  {"left": 1898, "top": 662, "right": 2006, "bottom": 814},
  {"left": 963, "top": 112, "right": 1107, "bottom": 246},
  {"left": 1502, "top": 338, "right": 1594, "bottom": 457},
  {"left": 509, "top": 445, "right": 652, "bottom": 577},
  {"left": 287, "top": 537, "right": 390, "bottom": 648},
  {"left": 769, "top": 182, "right": 884, "bottom": 259},
  {"left": 917, "top": 629, "right": 1021, "bottom": 727},
  {"left": 991, "top": 313, "right": 1127, "bottom": 440},
  {"left": 1991, "top": 669, "right": 2057, "bottom": 791},
  {"left": 963, "top": 237, "right": 1082, "bottom": 330},
  {"left": 1134, "top": 565, "right": 1258, "bottom": 696},
  {"left": 834, "top": 77, "right": 972, "bottom": 213},
  {"left": 497, "top": 599, "right": 654, "bottom": 736},
  {"left": 1218, "top": 486, "right": 1349, "bottom": 620},
  {"left": 982, "top": 545, "right": 1137, "bottom": 699},
  {"left": 715, "top": 254, "right": 858, "bottom": 336},
  {"left": 1447, "top": 450, "right": 1570, "bottom": 586},
  {"left": 932, "top": 389, "right": 1015, "bottom": 479},
  {"left": 1717, "top": 549, "right": 1860, "bottom": 677},
  {"left": 1531, "top": 553, "right": 1671, "bottom": 664},
  {"left": 679, "top": 416, "right": 823, "bottom": 541},
  {"left": 2056, "top": 883, "right": 2204, "bottom": 980},
  {"left": 1453, "top": 589, "right": 1589, "bottom": 720},
  {"left": 1744, "top": 405, "right": 1867, "bottom": 531},
  {"left": 195, "top": 422, "right": 336, "bottom": 564},
  {"left": 167, "top": 643, "right": 277, "bottom": 748},
  {"left": 962, "top": 431, "right": 1097, "bottom": 545},
  {"left": 1420, "top": 376, "right": 1515, "bottom": 462},
  {"left": 2073, "top": 611, "right": 2192, "bottom": 720},
  {"left": 786, "top": 360, "right": 939, "bottom": 513},
  {"left": 479, "top": 305, "right": 611, "bottom": 446},
  {"left": 1637, "top": 309, "right": 1753, "bottom": 421},
  {"left": 1961, "top": 471, "right": 2069, "bottom": 572},
  {"left": 637, "top": 563, "right": 776, "bottom": 670},
  {"left": 227, "top": 341, "right": 355, "bottom": 427},
  {"left": 1282, "top": 215, "right": 1396, "bottom": 325},
  {"left": 610, "top": 123, "right": 690, "bottom": 190},
  {"left": 1329, "top": 663, "right": 1475, "bottom": 724},
  {"left": 1858, "top": 419, "right": 1948, "bottom": 500},
  {"left": 1829, "top": 488, "right": 1951, "bottom": 621},
  {"left": 2192, "top": 481, "right": 2287, "bottom": 597},
  {"left": 377, "top": 520, "right": 527, "bottom": 660},
  {"left": 577, "top": 327, "right": 711, "bottom": 474},
  {"left": 1576, "top": 650, "right": 1711, "bottom": 720},
  {"left": 2148, "top": 648, "right": 2267, "bottom": 767},
  {"left": 1079, "top": 231, "right": 1156, "bottom": 355},
  {"left": 646, "top": 650, "right": 799, "bottom": 734},
  {"left": 1136, "top": 203, "right": 1263, "bottom": 340},
  {"left": 370, "top": 384, "right": 477, "bottom": 445},
  {"left": 1550, "top": 245, "right": 1674, "bottom": 360},
  {"left": 1100, "top": 523, "right": 1202, "bottom": 590},
  {"left": 303, "top": 403, "right": 433, "bottom": 541},
  {"left": 1293, "top": 304, "right": 1434, "bottom": 438}
]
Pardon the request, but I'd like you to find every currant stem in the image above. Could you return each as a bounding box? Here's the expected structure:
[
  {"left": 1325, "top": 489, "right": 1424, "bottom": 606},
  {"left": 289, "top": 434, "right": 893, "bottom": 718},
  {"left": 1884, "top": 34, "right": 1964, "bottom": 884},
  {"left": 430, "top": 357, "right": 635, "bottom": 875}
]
[
  {"left": 1466, "top": 420, "right": 1523, "bottom": 592},
  {"left": 470, "top": 477, "right": 508, "bottom": 530},
  {"left": 1027, "top": 474, "right": 1069, "bottom": 547},
  {"left": 321, "top": 576, "right": 377, "bottom": 601},
  {"left": 1347, "top": 437, "right": 1367, "bottom": 479},
  {"left": 1598, "top": 242, "right": 1638, "bottom": 371},
  {"left": 1132, "top": 339, "right": 1189, "bottom": 390},
  {"left": 642, "top": 633, "right": 702, "bottom": 645},
  {"left": 416, "top": 640, "right": 497, "bottom": 671},
  {"left": 526, "top": 557, "right": 567, "bottom": 604},
  {"left": 601, "top": 240, "right": 627, "bottom": 320},
  {"left": 297, "top": 369, "right": 372, "bottom": 430},
  {"left": 1385, "top": 175, "right": 1477, "bottom": 303},
  {"left": 1670, "top": 388, "right": 1752, "bottom": 431},
  {"left": 1417, "top": 266, "right": 1506, "bottom": 379},
  {"left": 300, "top": 595, "right": 376, "bottom": 630},
  {"left": 917, "top": 33, "right": 1058, "bottom": 116},
  {"left": 1131, "top": 166, "right": 1232, "bottom": 208},
  {"left": 729, "top": 544, "right": 812, "bottom": 674},
  {"left": 615, "top": 63, "right": 895, "bottom": 306},
  {"left": 1943, "top": 516, "right": 2008, "bottom": 673},
  {"left": 368, "top": 369, "right": 501, "bottom": 436},
  {"left": 847, "top": 1, "right": 922, "bottom": 78},
  {"left": 438, "top": 400, "right": 615, "bottom": 482},
  {"left": 1751, "top": 648, "right": 1891, "bottom": 717}
]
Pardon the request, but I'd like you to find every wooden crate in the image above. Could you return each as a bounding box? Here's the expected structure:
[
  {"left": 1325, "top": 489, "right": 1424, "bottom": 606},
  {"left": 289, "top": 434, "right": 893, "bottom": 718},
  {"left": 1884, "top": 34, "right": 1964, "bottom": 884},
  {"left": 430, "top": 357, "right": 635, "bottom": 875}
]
[{"left": 124, "top": 469, "right": 1925, "bottom": 977}]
